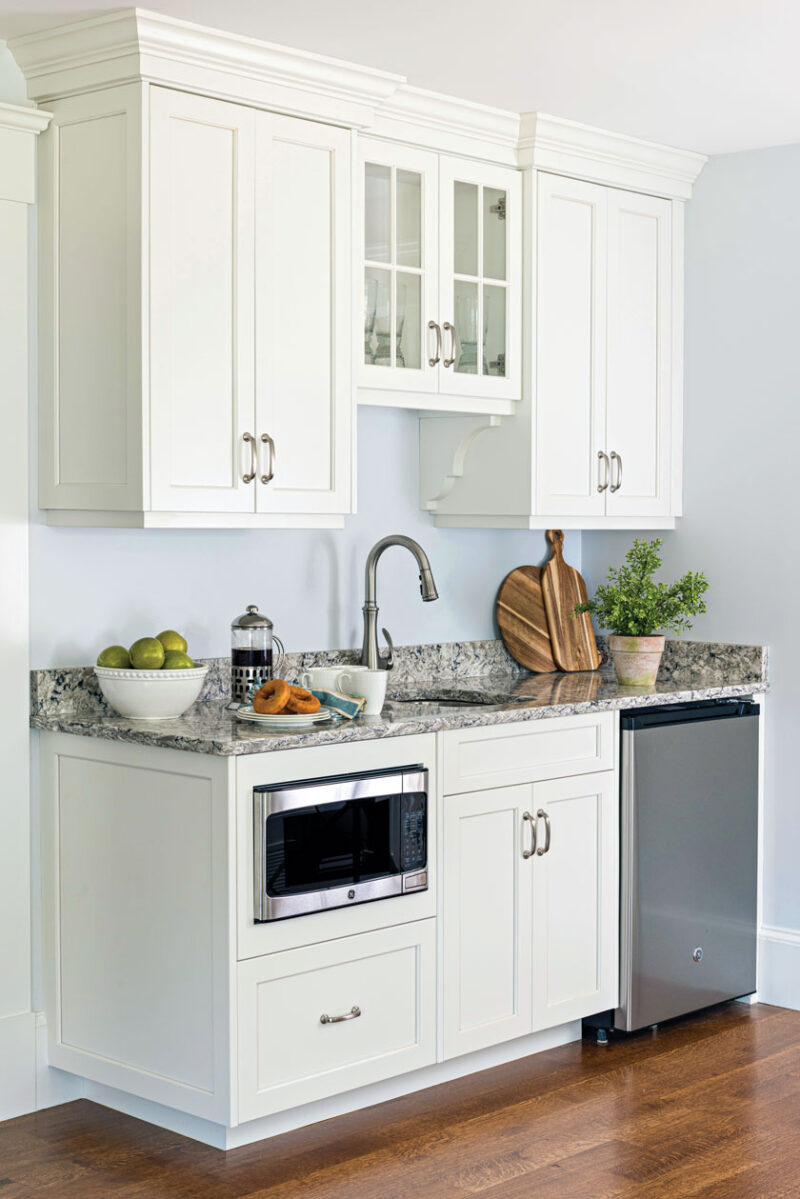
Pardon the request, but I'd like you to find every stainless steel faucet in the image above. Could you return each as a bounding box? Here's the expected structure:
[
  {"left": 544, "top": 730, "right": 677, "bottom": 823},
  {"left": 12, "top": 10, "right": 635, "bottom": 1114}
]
[{"left": 361, "top": 535, "right": 439, "bottom": 669}]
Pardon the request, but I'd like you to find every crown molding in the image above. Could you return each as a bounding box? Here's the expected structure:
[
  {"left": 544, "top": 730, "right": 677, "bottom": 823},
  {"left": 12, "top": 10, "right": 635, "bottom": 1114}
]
[
  {"left": 8, "top": 8, "right": 405, "bottom": 128},
  {"left": 0, "top": 100, "right": 52, "bottom": 135},
  {"left": 519, "top": 112, "right": 707, "bottom": 199},
  {"left": 8, "top": 10, "right": 707, "bottom": 194},
  {"left": 0, "top": 101, "right": 51, "bottom": 203},
  {"left": 366, "top": 86, "right": 521, "bottom": 166}
]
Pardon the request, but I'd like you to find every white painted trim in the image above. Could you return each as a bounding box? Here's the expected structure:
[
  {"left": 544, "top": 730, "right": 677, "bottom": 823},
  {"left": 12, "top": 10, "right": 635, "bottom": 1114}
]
[
  {"left": 35, "top": 1012, "right": 84, "bottom": 1110},
  {"left": 0, "top": 100, "right": 52, "bottom": 134},
  {"left": 0, "top": 1012, "right": 37, "bottom": 1121},
  {"left": 9, "top": 8, "right": 403, "bottom": 127},
  {"left": 85, "top": 1020, "right": 581, "bottom": 1149},
  {"left": 358, "top": 388, "right": 517, "bottom": 417},
  {"left": 518, "top": 112, "right": 707, "bottom": 199},
  {"left": 44, "top": 510, "right": 346, "bottom": 529},
  {"left": 432, "top": 514, "right": 679, "bottom": 530},
  {"left": 366, "top": 86, "right": 520, "bottom": 166},
  {"left": 758, "top": 925, "right": 800, "bottom": 1011},
  {"left": 9, "top": 11, "right": 706, "bottom": 195}
]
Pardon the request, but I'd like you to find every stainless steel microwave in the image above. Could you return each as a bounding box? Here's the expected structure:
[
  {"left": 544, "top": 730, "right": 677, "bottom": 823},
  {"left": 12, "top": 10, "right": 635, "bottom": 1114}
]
[{"left": 253, "top": 765, "right": 429, "bottom": 922}]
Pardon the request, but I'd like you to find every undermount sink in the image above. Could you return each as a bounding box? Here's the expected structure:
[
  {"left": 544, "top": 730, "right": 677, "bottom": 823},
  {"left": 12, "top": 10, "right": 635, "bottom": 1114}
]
[{"left": 386, "top": 689, "right": 525, "bottom": 709}]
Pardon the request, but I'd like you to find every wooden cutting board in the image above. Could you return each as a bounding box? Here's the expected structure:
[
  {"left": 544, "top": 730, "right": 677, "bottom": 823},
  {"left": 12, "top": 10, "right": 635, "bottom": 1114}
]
[
  {"left": 541, "top": 530, "right": 601, "bottom": 672},
  {"left": 496, "top": 565, "right": 557, "bottom": 674}
]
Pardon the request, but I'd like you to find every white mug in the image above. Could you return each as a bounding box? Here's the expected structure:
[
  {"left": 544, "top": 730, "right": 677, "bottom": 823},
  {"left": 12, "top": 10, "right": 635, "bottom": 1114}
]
[
  {"left": 300, "top": 665, "right": 351, "bottom": 693},
  {"left": 340, "top": 666, "right": 387, "bottom": 715}
]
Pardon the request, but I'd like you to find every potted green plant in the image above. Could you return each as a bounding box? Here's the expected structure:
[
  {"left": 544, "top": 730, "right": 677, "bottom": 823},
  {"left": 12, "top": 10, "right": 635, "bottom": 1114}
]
[{"left": 573, "top": 539, "right": 709, "bottom": 686}]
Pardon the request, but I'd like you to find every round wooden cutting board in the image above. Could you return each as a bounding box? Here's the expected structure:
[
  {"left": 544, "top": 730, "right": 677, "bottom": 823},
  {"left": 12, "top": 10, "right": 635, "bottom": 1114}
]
[{"left": 496, "top": 565, "right": 557, "bottom": 673}]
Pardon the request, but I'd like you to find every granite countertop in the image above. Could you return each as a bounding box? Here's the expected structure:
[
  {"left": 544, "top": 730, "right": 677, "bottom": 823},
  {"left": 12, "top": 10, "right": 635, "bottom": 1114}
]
[{"left": 30, "top": 638, "right": 768, "bottom": 757}]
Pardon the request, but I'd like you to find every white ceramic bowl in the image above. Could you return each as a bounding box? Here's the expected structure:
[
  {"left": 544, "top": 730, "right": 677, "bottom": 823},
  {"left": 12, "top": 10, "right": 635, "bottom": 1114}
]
[{"left": 95, "top": 664, "right": 209, "bottom": 720}]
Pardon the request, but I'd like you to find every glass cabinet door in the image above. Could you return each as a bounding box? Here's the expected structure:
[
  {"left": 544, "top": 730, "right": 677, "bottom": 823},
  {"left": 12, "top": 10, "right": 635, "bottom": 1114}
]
[
  {"left": 359, "top": 139, "right": 439, "bottom": 395},
  {"left": 439, "top": 158, "right": 522, "bottom": 402}
]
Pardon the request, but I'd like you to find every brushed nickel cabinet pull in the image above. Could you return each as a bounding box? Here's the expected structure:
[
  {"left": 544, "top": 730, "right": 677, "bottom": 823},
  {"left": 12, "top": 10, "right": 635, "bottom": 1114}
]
[
  {"left": 610, "top": 451, "right": 622, "bottom": 493},
  {"left": 320, "top": 1005, "right": 362, "bottom": 1025},
  {"left": 597, "top": 450, "right": 610, "bottom": 493},
  {"left": 428, "top": 320, "right": 442, "bottom": 366},
  {"left": 522, "top": 810, "right": 537, "bottom": 859},
  {"left": 443, "top": 321, "right": 457, "bottom": 368},
  {"left": 242, "top": 433, "right": 257, "bottom": 483},
  {"left": 260, "top": 433, "right": 275, "bottom": 485},
  {"left": 536, "top": 808, "right": 551, "bottom": 856}
]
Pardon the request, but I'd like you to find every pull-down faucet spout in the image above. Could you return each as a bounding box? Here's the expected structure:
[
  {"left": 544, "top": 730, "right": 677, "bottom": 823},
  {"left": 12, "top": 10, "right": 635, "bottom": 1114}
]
[{"left": 361, "top": 535, "right": 439, "bottom": 670}]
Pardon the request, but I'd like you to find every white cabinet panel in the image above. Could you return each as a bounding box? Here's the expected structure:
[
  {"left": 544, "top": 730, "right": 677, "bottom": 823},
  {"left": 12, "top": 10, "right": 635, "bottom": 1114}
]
[
  {"left": 442, "top": 787, "right": 532, "bottom": 1058},
  {"left": 255, "top": 114, "right": 352, "bottom": 514},
  {"left": 535, "top": 172, "right": 607, "bottom": 518},
  {"left": 149, "top": 87, "right": 255, "bottom": 513},
  {"left": 531, "top": 771, "right": 619, "bottom": 1030},
  {"left": 238, "top": 920, "right": 436, "bottom": 1121},
  {"left": 442, "top": 713, "right": 615, "bottom": 795},
  {"left": 606, "top": 189, "right": 672, "bottom": 517}
]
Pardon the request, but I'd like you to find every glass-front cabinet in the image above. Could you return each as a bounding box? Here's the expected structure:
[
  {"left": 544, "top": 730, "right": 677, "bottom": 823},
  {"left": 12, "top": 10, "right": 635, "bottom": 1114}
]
[{"left": 358, "top": 137, "right": 521, "bottom": 412}]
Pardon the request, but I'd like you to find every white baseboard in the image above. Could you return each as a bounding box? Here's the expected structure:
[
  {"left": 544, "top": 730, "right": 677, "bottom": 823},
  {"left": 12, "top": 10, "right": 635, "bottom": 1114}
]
[
  {"left": 35, "top": 1013, "right": 84, "bottom": 1110},
  {"left": 0, "top": 1011, "right": 36, "bottom": 1121},
  {"left": 759, "top": 925, "right": 800, "bottom": 1010},
  {"left": 85, "top": 1020, "right": 582, "bottom": 1150}
]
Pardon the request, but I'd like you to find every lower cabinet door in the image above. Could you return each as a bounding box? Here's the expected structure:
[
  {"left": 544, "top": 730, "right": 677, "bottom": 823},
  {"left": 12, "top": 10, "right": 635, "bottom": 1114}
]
[
  {"left": 442, "top": 786, "right": 533, "bottom": 1059},
  {"left": 530, "top": 771, "right": 619, "bottom": 1030},
  {"left": 237, "top": 919, "right": 436, "bottom": 1122}
]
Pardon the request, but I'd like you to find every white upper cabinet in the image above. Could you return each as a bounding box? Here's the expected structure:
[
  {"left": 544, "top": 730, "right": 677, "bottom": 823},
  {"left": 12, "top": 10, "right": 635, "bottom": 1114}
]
[
  {"left": 39, "top": 85, "right": 352, "bottom": 528},
  {"left": 358, "top": 137, "right": 522, "bottom": 415},
  {"left": 422, "top": 167, "right": 684, "bottom": 530}
]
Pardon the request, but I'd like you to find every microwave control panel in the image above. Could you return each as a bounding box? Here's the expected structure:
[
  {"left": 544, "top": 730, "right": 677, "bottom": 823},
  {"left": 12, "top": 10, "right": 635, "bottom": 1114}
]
[{"left": 401, "top": 793, "right": 427, "bottom": 872}]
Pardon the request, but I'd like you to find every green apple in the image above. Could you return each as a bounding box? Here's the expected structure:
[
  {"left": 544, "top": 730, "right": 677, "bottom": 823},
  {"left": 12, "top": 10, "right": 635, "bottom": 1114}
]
[
  {"left": 96, "top": 645, "right": 131, "bottom": 669},
  {"left": 129, "top": 637, "right": 166, "bottom": 670}
]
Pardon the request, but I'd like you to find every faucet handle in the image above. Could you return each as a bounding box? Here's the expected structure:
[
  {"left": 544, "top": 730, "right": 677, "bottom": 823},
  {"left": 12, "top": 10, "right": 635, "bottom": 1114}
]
[{"left": 380, "top": 627, "right": 394, "bottom": 671}]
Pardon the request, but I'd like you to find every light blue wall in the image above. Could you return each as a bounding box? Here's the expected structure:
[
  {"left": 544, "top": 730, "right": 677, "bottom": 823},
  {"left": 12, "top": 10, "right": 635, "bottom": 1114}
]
[
  {"left": 582, "top": 145, "right": 800, "bottom": 938},
  {"left": 30, "top": 407, "right": 564, "bottom": 666}
]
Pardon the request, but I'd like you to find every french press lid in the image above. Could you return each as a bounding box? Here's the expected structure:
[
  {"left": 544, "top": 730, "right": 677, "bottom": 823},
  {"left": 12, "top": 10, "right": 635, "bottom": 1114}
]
[{"left": 231, "top": 604, "right": 273, "bottom": 631}]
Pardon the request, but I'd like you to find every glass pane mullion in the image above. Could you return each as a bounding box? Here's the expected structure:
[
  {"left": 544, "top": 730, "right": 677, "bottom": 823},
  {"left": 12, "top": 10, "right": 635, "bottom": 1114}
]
[
  {"left": 390, "top": 168, "right": 396, "bottom": 368},
  {"left": 477, "top": 186, "right": 485, "bottom": 376}
]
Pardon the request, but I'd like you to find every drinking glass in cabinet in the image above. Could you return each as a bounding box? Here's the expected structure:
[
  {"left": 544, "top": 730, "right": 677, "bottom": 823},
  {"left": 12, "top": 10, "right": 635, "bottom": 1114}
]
[
  {"left": 365, "top": 268, "right": 391, "bottom": 367},
  {"left": 364, "top": 277, "right": 378, "bottom": 364},
  {"left": 454, "top": 280, "right": 482, "bottom": 374}
]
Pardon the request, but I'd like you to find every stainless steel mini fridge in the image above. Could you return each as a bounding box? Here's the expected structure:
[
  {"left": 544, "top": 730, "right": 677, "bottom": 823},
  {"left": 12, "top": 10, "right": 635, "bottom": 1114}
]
[{"left": 613, "top": 699, "right": 759, "bottom": 1033}]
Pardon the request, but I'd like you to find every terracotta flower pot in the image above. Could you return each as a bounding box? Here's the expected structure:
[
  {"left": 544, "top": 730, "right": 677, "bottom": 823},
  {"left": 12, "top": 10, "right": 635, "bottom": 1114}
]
[{"left": 608, "top": 634, "right": 665, "bottom": 687}]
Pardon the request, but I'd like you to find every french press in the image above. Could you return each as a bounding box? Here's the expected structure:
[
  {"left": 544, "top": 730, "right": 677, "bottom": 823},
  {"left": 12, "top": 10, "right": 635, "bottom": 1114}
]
[{"left": 229, "top": 605, "right": 286, "bottom": 707}]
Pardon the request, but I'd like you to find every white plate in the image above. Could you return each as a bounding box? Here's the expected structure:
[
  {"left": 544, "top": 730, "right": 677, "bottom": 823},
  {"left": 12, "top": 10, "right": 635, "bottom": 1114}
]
[{"left": 236, "top": 705, "right": 333, "bottom": 729}]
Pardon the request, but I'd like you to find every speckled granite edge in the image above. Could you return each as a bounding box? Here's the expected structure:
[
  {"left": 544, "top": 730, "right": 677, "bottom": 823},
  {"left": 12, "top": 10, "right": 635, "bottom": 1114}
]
[{"left": 31, "top": 638, "right": 767, "bottom": 721}]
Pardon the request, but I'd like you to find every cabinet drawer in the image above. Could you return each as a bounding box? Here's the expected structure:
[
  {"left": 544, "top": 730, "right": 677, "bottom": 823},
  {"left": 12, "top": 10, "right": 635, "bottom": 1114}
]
[
  {"left": 442, "top": 713, "right": 615, "bottom": 794},
  {"left": 237, "top": 920, "right": 436, "bottom": 1121}
]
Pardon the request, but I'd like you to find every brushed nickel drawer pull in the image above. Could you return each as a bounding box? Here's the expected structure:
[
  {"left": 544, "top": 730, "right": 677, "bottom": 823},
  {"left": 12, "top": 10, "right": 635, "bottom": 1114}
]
[
  {"left": 522, "top": 810, "right": 537, "bottom": 859},
  {"left": 320, "top": 1005, "right": 362, "bottom": 1025},
  {"left": 610, "top": 450, "right": 622, "bottom": 493},
  {"left": 242, "top": 433, "right": 257, "bottom": 483}
]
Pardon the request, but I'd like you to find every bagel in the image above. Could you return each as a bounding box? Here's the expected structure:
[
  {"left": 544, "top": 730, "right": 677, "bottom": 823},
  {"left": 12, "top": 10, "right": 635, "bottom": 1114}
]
[
  {"left": 252, "top": 678, "right": 291, "bottom": 714},
  {"left": 285, "top": 685, "right": 322, "bottom": 715}
]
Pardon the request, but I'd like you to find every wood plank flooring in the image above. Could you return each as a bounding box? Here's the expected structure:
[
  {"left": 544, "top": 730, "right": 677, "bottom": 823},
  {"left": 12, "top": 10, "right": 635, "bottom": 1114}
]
[{"left": 2, "top": 1003, "right": 800, "bottom": 1197}]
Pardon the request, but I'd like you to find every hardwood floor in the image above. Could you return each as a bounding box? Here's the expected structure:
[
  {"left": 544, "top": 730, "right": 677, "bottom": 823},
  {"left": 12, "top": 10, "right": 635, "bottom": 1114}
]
[{"left": 2, "top": 1003, "right": 800, "bottom": 1198}]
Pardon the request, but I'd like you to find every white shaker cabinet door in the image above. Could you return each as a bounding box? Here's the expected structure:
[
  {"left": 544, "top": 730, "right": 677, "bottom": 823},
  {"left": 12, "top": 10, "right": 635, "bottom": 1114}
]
[
  {"left": 535, "top": 172, "right": 608, "bottom": 518},
  {"left": 149, "top": 88, "right": 256, "bottom": 513},
  {"left": 531, "top": 771, "right": 619, "bottom": 1031},
  {"left": 255, "top": 114, "right": 353, "bottom": 515},
  {"left": 605, "top": 189, "right": 673, "bottom": 518},
  {"left": 442, "top": 786, "right": 533, "bottom": 1059}
]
